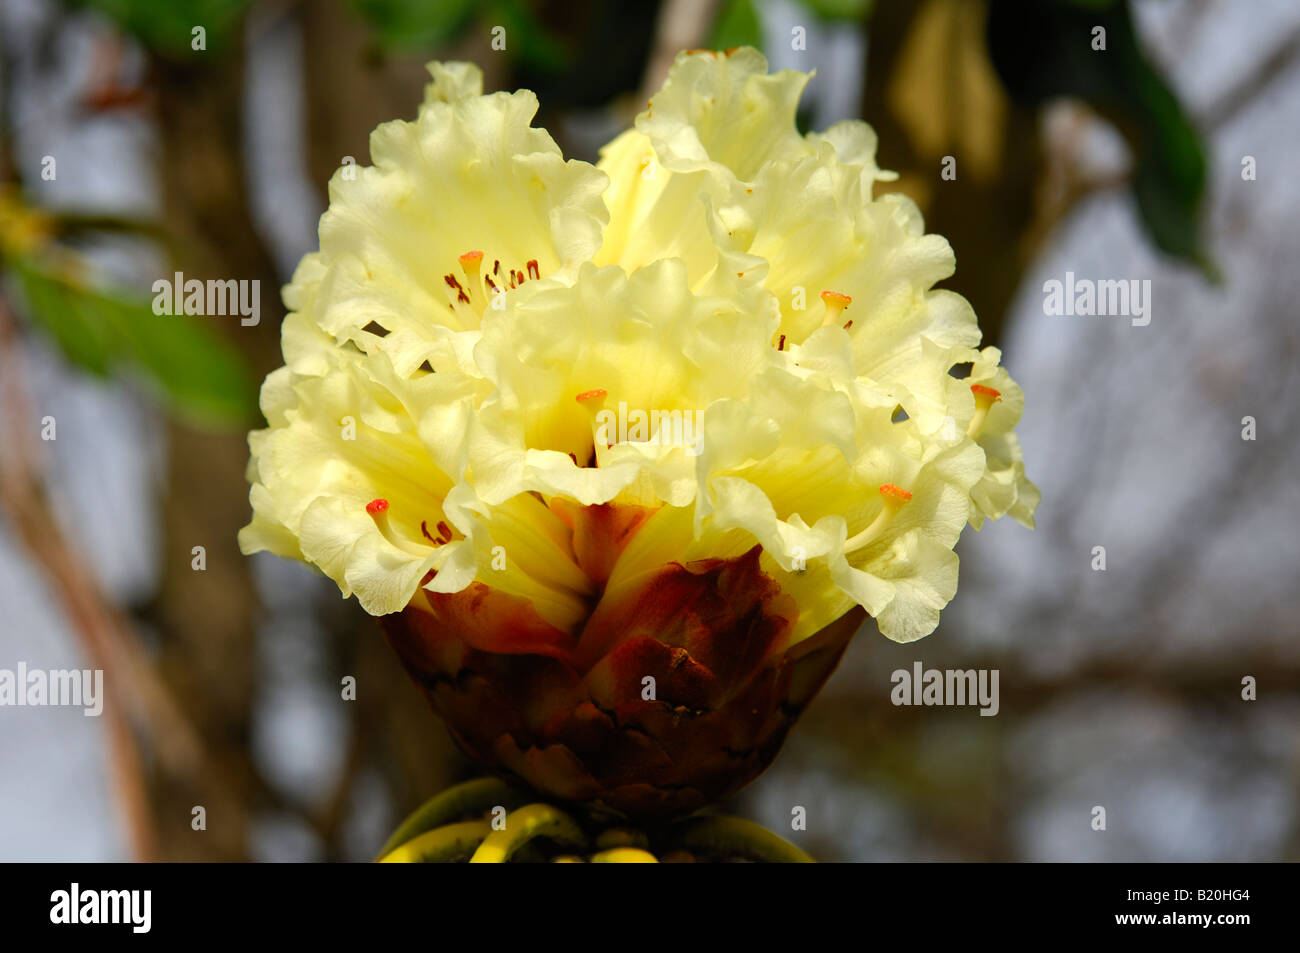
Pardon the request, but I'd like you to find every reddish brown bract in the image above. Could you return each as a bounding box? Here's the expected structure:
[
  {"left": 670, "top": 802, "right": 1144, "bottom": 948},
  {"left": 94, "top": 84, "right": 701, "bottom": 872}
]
[{"left": 382, "top": 520, "right": 862, "bottom": 818}]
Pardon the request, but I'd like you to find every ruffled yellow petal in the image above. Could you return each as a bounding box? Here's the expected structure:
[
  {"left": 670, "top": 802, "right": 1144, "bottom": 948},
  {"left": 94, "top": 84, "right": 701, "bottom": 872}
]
[
  {"left": 638, "top": 48, "right": 811, "bottom": 183},
  {"left": 468, "top": 258, "right": 776, "bottom": 509},
  {"left": 965, "top": 347, "right": 1042, "bottom": 529},
  {"left": 238, "top": 348, "right": 462, "bottom": 615},
  {"left": 598, "top": 50, "right": 895, "bottom": 287},
  {"left": 310, "top": 62, "right": 608, "bottom": 376},
  {"left": 594, "top": 128, "right": 730, "bottom": 288},
  {"left": 241, "top": 51, "right": 1038, "bottom": 651}
]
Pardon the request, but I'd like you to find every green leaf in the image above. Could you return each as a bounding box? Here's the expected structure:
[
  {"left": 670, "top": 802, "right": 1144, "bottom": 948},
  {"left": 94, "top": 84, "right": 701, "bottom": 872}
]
[
  {"left": 102, "top": 291, "right": 258, "bottom": 426},
  {"left": 986, "top": 0, "right": 1214, "bottom": 275},
  {"left": 69, "top": 0, "right": 252, "bottom": 57},
  {"left": 490, "top": 0, "right": 569, "bottom": 73},
  {"left": 9, "top": 260, "right": 115, "bottom": 377},
  {"left": 800, "top": 0, "right": 874, "bottom": 22},
  {"left": 347, "top": 0, "right": 478, "bottom": 51},
  {"left": 711, "top": 0, "right": 764, "bottom": 52},
  {"left": 8, "top": 258, "right": 257, "bottom": 428}
]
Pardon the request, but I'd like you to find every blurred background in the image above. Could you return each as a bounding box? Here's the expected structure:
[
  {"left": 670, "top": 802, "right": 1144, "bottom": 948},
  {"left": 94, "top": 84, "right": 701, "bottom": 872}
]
[{"left": 0, "top": 0, "right": 1296, "bottom": 861}]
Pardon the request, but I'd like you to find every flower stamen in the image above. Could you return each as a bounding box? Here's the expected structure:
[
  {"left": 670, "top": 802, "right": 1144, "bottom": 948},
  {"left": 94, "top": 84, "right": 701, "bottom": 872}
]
[
  {"left": 844, "top": 484, "right": 913, "bottom": 554},
  {"left": 444, "top": 253, "right": 541, "bottom": 319},
  {"left": 444, "top": 273, "right": 471, "bottom": 305},
  {"left": 420, "top": 519, "right": 456, "bottom": 545}
]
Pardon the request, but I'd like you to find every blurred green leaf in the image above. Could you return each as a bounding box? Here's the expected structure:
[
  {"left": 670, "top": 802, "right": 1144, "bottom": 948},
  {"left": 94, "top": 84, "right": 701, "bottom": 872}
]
[
  {"left": 8, "top": 258, "right": 257, "bottom": 427},
  {"left": 986, "top": 0, "right": 1214, "bottom": 276},
  {"left": 491, "top": 0, "right": 568, "bottom": 73},
  {"left": 9, "top": 260, "right": 116, "bottom": 376},
  {"left": 104, "top": 291, "right": 258, "bottom": 426},
  {"left": 800, "top": 0, "right": 874, "bottom": 22},
  {"left": 348, "top": 0, "right": 477, "bottom": 51},
  {"left": 711, "top": 0, "right": 764, "bottom": 51},
  {"left": 70, "top": 0, "right": 251, "bottom": 57},
  {"left": 349, "top": 0, "right": 567, "bottom": 72}
]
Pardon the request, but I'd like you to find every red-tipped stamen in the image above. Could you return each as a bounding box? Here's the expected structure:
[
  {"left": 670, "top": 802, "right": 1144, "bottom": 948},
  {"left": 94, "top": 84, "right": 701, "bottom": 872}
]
[
  {"left": 575, "top": 388, "right": 608, "bottom": 403},
  {"left": 446, "top": 254, "right": 538, "bottom": 316},
  {"left": 443, "top": 273, "right": 471, "bottom": 305},
  {"left": 417, "top": 517, "right": 455, "bottom": 546}
]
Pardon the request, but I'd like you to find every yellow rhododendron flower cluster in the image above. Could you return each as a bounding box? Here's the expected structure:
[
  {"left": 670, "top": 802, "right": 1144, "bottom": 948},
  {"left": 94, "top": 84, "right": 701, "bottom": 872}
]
[{"left": 239, "top": 48, "right": 1038, "bottom": 648}]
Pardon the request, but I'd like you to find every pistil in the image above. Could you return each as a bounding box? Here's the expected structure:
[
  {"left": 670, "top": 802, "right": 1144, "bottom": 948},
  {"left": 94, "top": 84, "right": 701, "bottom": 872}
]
[
  {"left": 844, "top": 483, "right": 913, "bottom": 553},
  {"left": 366, "top": 498, "right": 434, "bottom": 555},
  {"left": 459, "top": 250, "right": 484, "bottom": 308},
  {"left": 575, "top": 388, "right": 609, "bottom": 462},
  {"left": 820, "top": 290, "right": 851, "bottom": 328},
  {"left": 967, "top": 384, "right": 1002, "bottom": 439},
  {"left": 444, "top": 251, "right": 542, "bottom": 319}
]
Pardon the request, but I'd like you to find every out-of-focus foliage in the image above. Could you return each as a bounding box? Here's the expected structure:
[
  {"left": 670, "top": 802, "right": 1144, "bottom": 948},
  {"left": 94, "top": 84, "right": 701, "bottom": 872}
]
[
  {"left": 0, "top": 194, "right": 256, "bottom": 427},
  {"left": 489, "top": 0, "right": 568, "bottom": 72},
  {"left": 7, "top": 257, "right": 257, "bottom": 426},
  {"left": 987, "top": 0, "right": 1213, "bottom": 275},
  {"left": 887, "top": 0, "right": 1011, "bottom": 185},
  {"left": 711, "top": 0, "right": 764, "bottom": 52},
  {"left": 802, "top": 0, "right": 874, "bottom": 21},
  {"left": 348, "top": 0, "right": 477, "bottom": 51},
  {"left": 57, "top": 0, "right": 1208, "bottom": 277},
  {"left": 349, "top": 0, "right": 568, "bottom": 71},
  {"left": 70, "top": 0, "right": 252, "bottom": 56}
]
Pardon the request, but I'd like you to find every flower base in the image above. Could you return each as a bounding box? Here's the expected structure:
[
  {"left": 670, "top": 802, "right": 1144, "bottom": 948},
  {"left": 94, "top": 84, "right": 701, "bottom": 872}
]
[{"left": 382, "top": 550, "right": 866, "bottom": 818}]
